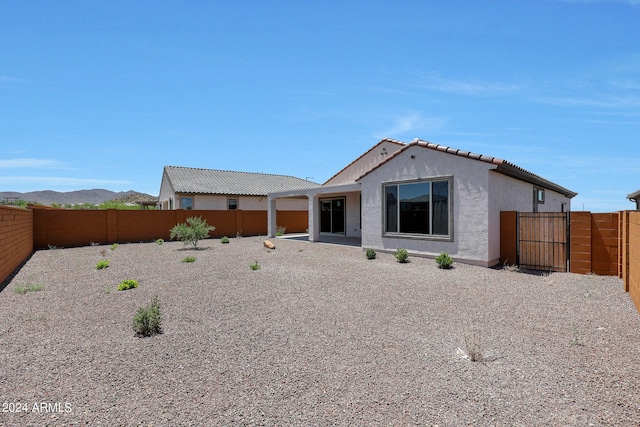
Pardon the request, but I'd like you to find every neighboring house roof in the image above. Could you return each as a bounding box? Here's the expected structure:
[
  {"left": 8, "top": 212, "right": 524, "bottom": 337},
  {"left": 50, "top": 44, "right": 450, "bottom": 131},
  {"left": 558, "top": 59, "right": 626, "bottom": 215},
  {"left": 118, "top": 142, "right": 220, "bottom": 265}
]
[
  {"left": 627, "top": 189, "right": 640, "bottom": 201},
  {"left": 163, "top": 166, "right": 320, "bottom": 196},
  {"left": 357, "top": 139, "right": 578, "bottom": 198}
]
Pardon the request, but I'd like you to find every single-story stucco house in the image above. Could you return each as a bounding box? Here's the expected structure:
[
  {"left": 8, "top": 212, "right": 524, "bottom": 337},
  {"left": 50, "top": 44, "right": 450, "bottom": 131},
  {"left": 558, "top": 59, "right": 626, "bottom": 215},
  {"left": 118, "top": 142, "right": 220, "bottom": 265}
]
[
  {"left": 627, "top": 189, "right": 640, "bottom": 210},
  {"left": 267, "top": 138, "right": 577, "bottom": 267},
  {"left": 158, "top": 166, "right": 320, "bottom": 211}
]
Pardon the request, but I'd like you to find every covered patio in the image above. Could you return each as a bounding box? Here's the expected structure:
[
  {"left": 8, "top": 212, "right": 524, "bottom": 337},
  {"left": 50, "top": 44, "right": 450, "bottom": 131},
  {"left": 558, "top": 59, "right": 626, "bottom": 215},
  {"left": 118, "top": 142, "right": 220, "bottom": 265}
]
[{"left": 267, "top": 183, "right": 362, "bottom": 245}]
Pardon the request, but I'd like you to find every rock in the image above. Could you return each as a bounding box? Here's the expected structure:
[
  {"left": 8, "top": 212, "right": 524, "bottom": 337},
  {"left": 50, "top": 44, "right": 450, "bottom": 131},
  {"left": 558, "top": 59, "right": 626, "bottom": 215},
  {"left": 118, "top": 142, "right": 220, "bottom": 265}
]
[{"left": 263, "top": 240, "right": 275, "bottom": 249}]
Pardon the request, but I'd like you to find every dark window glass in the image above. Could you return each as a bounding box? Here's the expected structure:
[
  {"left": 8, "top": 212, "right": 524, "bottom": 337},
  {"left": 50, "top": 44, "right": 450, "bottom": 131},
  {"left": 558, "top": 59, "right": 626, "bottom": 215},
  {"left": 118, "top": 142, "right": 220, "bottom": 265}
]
[
  {"left": 432, "top": 181, "right": 449, "bottom": 235},
  {"left": 399, "top": 182, "right": 430, "bottom": 234},
  {"left": 385, "top": 186, "right": 398, "bottom": 233}
]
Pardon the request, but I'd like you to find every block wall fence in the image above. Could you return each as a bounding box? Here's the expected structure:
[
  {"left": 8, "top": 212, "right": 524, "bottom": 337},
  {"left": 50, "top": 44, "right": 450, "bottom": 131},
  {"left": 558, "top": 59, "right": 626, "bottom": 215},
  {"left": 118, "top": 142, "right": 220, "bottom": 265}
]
[
  {"left": 570, "top": 212, "right": 619, "bottom": 276},
  {"left": 0, "top": 207, "right": 307, "bottom": 285},
  {"left": 618, "top": 211, "right": 640, "bottom": 313},
  {"left": 0, "top": 206, "right": 34, "bottom": 288},
  {"left": 3, "top": 207, "right": 640, "bottom": 314}
]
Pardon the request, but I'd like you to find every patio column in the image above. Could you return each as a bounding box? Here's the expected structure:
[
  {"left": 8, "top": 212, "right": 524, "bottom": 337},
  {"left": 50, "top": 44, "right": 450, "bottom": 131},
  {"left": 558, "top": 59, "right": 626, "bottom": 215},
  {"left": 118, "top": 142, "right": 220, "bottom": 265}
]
[
  {"left": 308, "top": 194, "right": 319, "bottom": 242},
  {"left": 267, "top": 195, "right": 277, "bottom": 237}
]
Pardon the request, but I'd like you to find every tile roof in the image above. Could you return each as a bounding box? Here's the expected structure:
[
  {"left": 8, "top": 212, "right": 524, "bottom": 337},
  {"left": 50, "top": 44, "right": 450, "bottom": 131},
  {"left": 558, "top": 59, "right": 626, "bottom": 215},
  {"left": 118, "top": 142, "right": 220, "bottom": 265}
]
[
  {"left": 164, "top": 166, "right": 320, "bottom": 196},
  {"left": 322, "top": 138, "right": 406, "bottom": 185},
  {"left": 357, "top": 139, "right": 577, "bottom": 198}
]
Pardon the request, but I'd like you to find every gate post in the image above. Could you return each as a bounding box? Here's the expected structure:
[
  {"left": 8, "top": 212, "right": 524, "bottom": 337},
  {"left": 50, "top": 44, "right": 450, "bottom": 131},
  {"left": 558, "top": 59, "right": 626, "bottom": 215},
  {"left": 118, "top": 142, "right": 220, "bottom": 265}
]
[{"left": 500, "top": 211, "right": 518, "bottom": 266}]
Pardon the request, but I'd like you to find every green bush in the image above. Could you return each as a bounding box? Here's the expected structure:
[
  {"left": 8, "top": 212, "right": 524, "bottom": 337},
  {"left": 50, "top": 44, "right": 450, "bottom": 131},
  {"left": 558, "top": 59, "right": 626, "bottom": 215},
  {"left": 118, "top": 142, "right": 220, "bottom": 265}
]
[
  {"left": 96, "top": 259, "right": 110, "bottom": 270},
  {"left": 220, "top": 236, "right": 230, "bottom": 244},
  {"left": 133, "top": 295, "right": 162, "bottom": 337},
  {"left": 394, "top": 248, "right": 409, "bottom": 263},
  {"left": 250, "top": 260, "right": 261, "bottom": 270},
  {"left": 181, "top": 256, "right": 196, "bottom": 263},
  {"left": 365, "top": 248, "right": 377, "bottom": 260},
  {"left": 110, "top": 243, "right": 119, "bottom": 251},
  {"left": 169, "top": 216, "right": 215, "bottom": 248},
  {"left": 117, "top": 279, "right": 139, "bottom": 291},
  {"left": 436, "top": 251, "right": 453, "bottom": 269},
  {"left": 275, "top": 225, "right": 286, "bottom": 236},
  {"left": 156, "top": 238, "right": 164, "bottom": 245}
]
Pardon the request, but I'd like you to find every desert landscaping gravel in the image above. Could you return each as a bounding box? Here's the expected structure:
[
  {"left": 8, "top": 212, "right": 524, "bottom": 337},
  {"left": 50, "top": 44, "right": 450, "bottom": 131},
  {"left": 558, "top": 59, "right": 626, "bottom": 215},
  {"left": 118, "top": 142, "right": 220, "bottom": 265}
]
[{"left": 1, "top": 235, "right": 639, "bottom": 426}]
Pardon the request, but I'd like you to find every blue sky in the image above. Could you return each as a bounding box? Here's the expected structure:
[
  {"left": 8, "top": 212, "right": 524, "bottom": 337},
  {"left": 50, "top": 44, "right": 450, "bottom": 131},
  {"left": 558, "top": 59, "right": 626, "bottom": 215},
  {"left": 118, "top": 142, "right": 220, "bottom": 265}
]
[{"left": 1, "top": 0, "right": 639, "bottom": 211}]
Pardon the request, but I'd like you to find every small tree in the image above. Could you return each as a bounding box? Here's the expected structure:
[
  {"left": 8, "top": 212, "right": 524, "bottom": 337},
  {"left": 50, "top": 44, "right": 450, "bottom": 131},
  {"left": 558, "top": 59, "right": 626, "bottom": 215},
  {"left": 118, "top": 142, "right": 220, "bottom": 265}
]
[{"left": 169, "top": 216, "right": 215, "bottom": 248}]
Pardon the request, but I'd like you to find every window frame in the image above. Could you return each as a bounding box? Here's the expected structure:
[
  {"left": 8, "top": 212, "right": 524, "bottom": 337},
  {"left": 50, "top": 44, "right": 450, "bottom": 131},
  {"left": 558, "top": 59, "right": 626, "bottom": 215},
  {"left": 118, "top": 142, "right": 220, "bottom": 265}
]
[
  {"left": 228, "top": 198, "right": 238, "bottom": 210},
  {"left": 382, "top": 176, "right": 453, "bottom": 241}
]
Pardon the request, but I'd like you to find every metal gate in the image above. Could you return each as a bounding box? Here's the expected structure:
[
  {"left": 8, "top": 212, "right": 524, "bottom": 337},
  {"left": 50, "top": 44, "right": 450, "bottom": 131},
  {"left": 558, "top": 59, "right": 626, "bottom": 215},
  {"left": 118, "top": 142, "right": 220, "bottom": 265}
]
[{"left": 518, "top": 212, "right": 569, "bottom": 272}]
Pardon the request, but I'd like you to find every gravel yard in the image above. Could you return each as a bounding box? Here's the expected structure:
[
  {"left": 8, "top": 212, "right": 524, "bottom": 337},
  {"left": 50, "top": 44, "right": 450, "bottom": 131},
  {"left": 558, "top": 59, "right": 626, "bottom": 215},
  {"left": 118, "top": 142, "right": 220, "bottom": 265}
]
[{"left": 1, "top": 236, "right": 639, "bottom": 426}]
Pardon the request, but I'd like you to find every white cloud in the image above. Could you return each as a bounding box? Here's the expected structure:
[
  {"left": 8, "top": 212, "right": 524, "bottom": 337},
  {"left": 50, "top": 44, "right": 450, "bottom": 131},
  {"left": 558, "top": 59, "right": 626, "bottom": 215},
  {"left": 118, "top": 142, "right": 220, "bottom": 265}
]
[
  {"left": 412, "top": 73, "right": 522, "bottom": 96},
  {"left": 0, "top": 158, "right": 61, "bottom": 168},
  {"left": 0, "top": 76, "right": 27, "bottom": 84},
  {"left": 536, "top": 93, "right": 640, "bottom": 109},
  {"left": 373, "top": 113, "right": 447, "bottom": 139}
]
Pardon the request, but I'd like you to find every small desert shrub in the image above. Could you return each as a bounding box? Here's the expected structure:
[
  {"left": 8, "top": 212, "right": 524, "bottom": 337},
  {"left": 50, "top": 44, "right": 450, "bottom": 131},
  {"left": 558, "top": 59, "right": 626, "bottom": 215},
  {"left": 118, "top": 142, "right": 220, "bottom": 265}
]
[
  {"left": 394, "top": 248, "right": 409, "bottom": 263},
  {"left": 181, "top": 256, "right": 196, "bottom": 263},
  {"left": 156, "top": 238, "right": 164, "bottom": 245},
  {"left": 365, "top": 248, "right": 377, "bottom": 260},
  {"left": 169, "top": 216, "right": 215, "bottom": 248},
  {"left": 275, "top": 225, "right": 286, "bottom": 236},
  {"left": 133, "top": 295, "right": 162, "bottom": 337},
  {"left": 502, "top": 262, "right": 519, "bottom": 272},
  {"left": 570, "top": 324, "right": 584, "bottom": 347},
  {"left": 436, "top": 251, "right": 453, "bottom": 269},
  {"left": 110, "top": 243, "right": 119, "bottom": 251},
  {"left": 96, "top": 259, "right": 110, "bottom": 270},
  {"left": 14, "top": 282, "right": 44, "bottom": 295},
  {"left": 220, "top": 236, "right": 230, "bottom": 244},
  {"left": 250, "top": 260, "right": 261, "bottom": 270},
  {"left": 463, "top": 325, "right": 483, "bottom": 362},
  {"left": 117, "top": 279, "right": 139, "bottom": 291}
]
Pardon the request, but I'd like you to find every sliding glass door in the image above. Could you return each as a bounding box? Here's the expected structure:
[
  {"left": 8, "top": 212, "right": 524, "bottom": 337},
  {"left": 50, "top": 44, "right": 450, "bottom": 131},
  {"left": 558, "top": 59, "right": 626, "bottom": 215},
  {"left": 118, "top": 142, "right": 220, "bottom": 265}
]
[{"left": 320, "top": 198, "right": 345, "bottom": 234}]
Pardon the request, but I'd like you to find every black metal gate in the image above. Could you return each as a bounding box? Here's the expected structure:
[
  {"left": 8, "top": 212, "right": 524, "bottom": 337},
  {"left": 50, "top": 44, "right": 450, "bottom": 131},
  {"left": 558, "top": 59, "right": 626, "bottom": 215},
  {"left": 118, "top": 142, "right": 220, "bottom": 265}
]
[{"left": 518, "top": 212, "right": 569, "bottom": 272}]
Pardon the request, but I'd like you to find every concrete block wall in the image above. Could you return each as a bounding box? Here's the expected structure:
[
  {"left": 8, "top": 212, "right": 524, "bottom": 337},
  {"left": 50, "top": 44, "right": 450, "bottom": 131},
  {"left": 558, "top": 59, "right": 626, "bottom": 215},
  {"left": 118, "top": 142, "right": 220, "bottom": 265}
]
[
  {"left": 31, "top": 208, "right": 306, "bottom": 249},
  {"left": 569, "top": 212, "right": 619, "bottom": 276},
  {"left": 0, "top": 206, "right": 33, "bottom": 286},
  {"left": 619, "top": 211, "right": 640, "bottom": 313},
  {"left": 590, "top": 213, "right": 619, "bottom": 276},
  {"left": 569, "top": 211, "right": 592, "bottom": 274}
]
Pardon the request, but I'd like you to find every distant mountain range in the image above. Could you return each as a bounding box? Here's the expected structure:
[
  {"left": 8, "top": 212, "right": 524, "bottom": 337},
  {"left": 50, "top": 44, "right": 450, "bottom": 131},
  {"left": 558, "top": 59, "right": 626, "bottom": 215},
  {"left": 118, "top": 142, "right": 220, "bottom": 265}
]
[{"left": 0, "top": 189, "right": 157, "bottom": 206}]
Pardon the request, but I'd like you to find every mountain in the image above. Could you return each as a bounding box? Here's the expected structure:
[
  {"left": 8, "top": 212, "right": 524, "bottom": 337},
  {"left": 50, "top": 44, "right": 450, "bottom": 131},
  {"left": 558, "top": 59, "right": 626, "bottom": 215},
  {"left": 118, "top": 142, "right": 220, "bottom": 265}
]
[{"left": 0, "top": 189, "right": 157, "bottom": 206}]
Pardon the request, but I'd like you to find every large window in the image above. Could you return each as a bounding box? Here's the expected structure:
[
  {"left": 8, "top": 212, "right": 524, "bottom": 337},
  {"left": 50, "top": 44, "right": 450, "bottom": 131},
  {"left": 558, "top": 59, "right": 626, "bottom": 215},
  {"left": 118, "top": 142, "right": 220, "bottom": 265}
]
[
  {"left": 181, "top": 197, "right": 193, "bottom": 210},
  {"left": 384, "top": 178, "right": 451, "bottom": 237}
]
